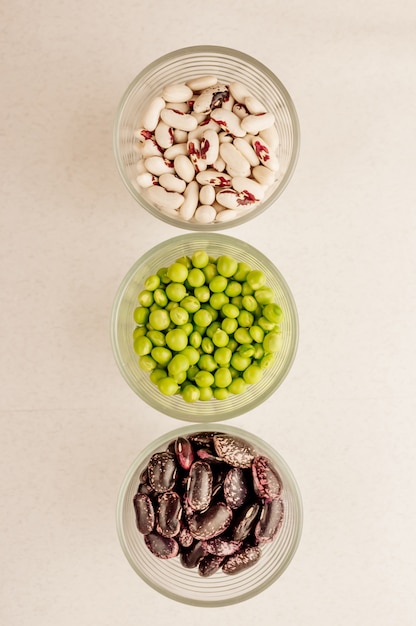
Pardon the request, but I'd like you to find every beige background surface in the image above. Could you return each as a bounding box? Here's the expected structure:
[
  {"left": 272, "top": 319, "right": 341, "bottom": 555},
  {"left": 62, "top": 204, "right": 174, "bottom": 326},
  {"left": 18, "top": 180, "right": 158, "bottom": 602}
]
[{"left": 1, "top": 1, "right": 415, "bottom": 624}]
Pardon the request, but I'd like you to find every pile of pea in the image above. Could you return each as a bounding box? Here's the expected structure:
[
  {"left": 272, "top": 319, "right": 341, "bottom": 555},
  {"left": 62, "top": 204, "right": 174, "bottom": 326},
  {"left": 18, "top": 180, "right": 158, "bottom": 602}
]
[{"left": 132, "top": 250, "right": 283, "bottom": 402}]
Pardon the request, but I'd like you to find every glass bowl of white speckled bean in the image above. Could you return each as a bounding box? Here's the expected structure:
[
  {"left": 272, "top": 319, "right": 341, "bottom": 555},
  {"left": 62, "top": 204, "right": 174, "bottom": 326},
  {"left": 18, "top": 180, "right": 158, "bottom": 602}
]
[
  {"left": 116, "top": 423, "right": 303, "bottom": 606},
  {"left": 113, "top": 45, "right": 300, "bottom": 230},
  {"left": 110, "top": 233, "right": 298, "bottom": 421}
]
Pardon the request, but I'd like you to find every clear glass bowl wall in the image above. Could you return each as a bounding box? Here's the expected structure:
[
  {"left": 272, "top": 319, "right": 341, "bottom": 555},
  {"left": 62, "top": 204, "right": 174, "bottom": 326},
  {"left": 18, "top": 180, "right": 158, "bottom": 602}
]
[
  {"left": 113, "top": 45, "right": 300, "bottom": 230},
  {"left": 111, "top": 234, "right": 299, "bottom": 422},
  {"left": 116, "top": 423, "right": 303, "bottom": 607}
]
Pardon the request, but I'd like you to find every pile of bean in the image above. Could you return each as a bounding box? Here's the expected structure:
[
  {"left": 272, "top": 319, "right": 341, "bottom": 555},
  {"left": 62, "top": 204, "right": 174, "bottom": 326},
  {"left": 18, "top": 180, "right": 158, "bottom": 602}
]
[
  {"left": 133, "top": 250, "right": 283, "bottom": 402},
  {"left": 134, "top": 431, "right": 284, "bottom": 576},
  {"left": 134, "top": 75, "right": 280, "bottom": 224}
]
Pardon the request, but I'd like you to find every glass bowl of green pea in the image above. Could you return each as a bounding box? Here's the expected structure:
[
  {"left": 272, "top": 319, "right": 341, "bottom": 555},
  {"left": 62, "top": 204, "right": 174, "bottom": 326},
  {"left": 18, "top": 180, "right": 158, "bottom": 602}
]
[{"left": 111, "top": 233, "right": 298, "bottom": 421}]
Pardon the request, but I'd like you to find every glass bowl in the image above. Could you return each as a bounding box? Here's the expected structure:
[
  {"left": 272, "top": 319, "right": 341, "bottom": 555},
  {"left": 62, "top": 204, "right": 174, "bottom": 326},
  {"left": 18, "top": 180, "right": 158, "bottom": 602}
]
[
  {"left": 116, "top": 423, "right": 303, "bottom": 606},
  {"left": 113, "top": 45, "right": 300, "bottom": 230},
  {"left": 110, "top": 233, "right": 299, "bottom": 421}
]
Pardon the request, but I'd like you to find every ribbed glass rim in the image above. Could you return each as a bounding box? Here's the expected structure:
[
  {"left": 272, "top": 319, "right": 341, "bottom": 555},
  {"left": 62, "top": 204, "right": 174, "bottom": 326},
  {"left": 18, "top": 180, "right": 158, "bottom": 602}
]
[
  {"left": 113, "top": 45, "right": 300, "bottom": 231},
  {"left": 110, "top": 233, "right": 299, "bottom": 421},
  {"left": 116, "top": 422, "right": 303, "bottom": 606}
]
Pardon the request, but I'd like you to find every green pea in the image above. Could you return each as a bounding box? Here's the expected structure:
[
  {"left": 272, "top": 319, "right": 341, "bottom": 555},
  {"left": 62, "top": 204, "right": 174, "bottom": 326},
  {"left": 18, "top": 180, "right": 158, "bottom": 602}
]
[
  {"left": 234, "top": 327, "right": 253, "bottom": 344},
  {"left": 253, "top": 343, "right": 264, "bottom": 359},
  {"left": 193, "top": 325, "right": 207, "bottom": 336},
  {"left": 165, "top": 301, "right": 178, "bottom": 312},
  {"left": 134, "top": 306, "right": 149, "bottom": 325},
  {"left": 189, "top": 330, "right": 202, "bottom": 349},
  {"left": 227, "top": 338, "right": 238, "bottom": 352},
  {"left": 213, "top": 388, "right": 229, "bottom": 400},
  {"left": 202, "top": 262, "right": 218, "bottom": 283},
  {"left": 231, "top": 295, "right": 243, "bottom": 308},
  {"left": 181, "top": 384, "right": 200, "bottom": 403},
  {"left": 191, "top": 250, "right": 209, "bottom": 269},
  {"left": 258, "top": 316, "right": 276, "bottom": 331},
  {"left": 157, "top": 376, "right": 179, "bottom": 396},
  {"left": 133, "top": 335, "right": 153, "bottom": 356},
  {"left": 169, "top": 306, "right": 189, "bottom": 326},
  {"left": 165, "top": 282, "right": 187, "bottom": 302},
  {"left": 180, "top": 295, "right": 201, "bottom": 313},
  {"left": 182, "top": 322, "right": 194, "bottom": 336},
  {"left": 233, "top": 261, "right": 251, "bottom": 282},
  {"left": 212, "top": 329, "right": 229, "bottom": 348},
  {"left": 263, "top": 331, "right": 282, "bottom": 353},
  {"left": 145, "top": 330, "right": 164, "bottom": 347},
  {"left": 166, "top": 328, "right": 188, "bottom": 351},
  {"left": 216, "top": 255, "right": 238, "bottom": 278},
  {"left": 210, "top": 292, "right": 229, "bottom": 310},
  {"left": 229, "top": 367, "right": 239, "bottom": 379},
  {"left": 172, "top": 370, "right": 187, "bottom": 384},
  {"left": 214, "top": 347, "right": 232, "bottom": 366},
  {"left": 194, "top": 285, "right": 211, "bottom": 303},
  {"left": 150, "top": 368, "right": 167, "bottom": 385},
  {"left": 157, "top": 267, "right": 171, "bottom": 284},
  {"left": 180, "top": 346, "right": 200, "bottom": 366},
  {"left": 194, "top": 370, "right": 215, "bottom": 388},
  {"left": 193, "top": 309, "right": 213, "bottom": 328},
  {"left": 221, "top": 303, "right": 240, "bottom": 319},
  {"left": 139, "top": 355, "right": 157, "bottom": 372},
  {"left": 198, "top": 354, "right": 217, "bottom": 372},
  {"left": 199, "top": 386, "right": 214, "bottom": 401},
  {"left": 231, "top": 353, "right": 251, "bottom": 372},
  {"left": 237, "top": 310, "right": 254, "bottom": 328},
  {"left": 168, "top": 353, "right": 190, "bottom": 376},
  {"left": 133, "top": 326, "right": 147, "bottom": 339},
  {"left": 241, "top": 281, "right": 254, "bottom": 296},
  {"left": 228, "top": 377, "right": 247, "bottom": 395},
  {"left": 263, "top": 303, "right": 284, "bottom": 324},
  {"left": 153, "top": 288, "right": 168, "bottom": 307},
  {"left": 144, "top": 274, "right": 161, "bottom": 291},
  {"left": 187, "top": 268, "right": 205, "bottom": 287},
  {"left": 209, "top": 275, "right": 228, "bottom": 293},
  {"left": 259, "top": 353, "right": 275, "bottom": 369},
  {"left": 151, "top": 346, "right": 172, "bottom": 366},
  {"left": 246, "top": 270, "right": 266, "bottom": 290},
  {"left": 238, "top": 343, "right": 255, "bottom": 358},
  {"left": 206, "top": 321, "right": 221, "bottom": 338},
  {"left": 254, "top": 287, "right": 275, "bottom": 304},
  {"left": 167, "top": 262, "right": 188, "bottom": 283},
  {"left": 221, "top": 317, "right": 238, "bottom": 334},
  {"left": 214, "top": 367, "right": 232, "bottom": 388},
  {"left": 242, "top": 295, "right": 257, "bottom": 312},
  {"left": 201, "top": 337, "right": 214, "bottom": 354},
  {"left": 243, "top": 364, "right": 263, "bottom": 384},
  {"left": 149, "top": 308, "right": 170, "bottom": 331},
  {"left": 187, "top": 365, "right": 200, "bottom": 381},
  {"left": 249, "top": 325, "right": 264, "bottom": 343},
  {"left": 225, "top": 280, "right": 242, "bottom": 297},
  {"left": 176, "top": 255, "right": 192, "bottom": 269}
]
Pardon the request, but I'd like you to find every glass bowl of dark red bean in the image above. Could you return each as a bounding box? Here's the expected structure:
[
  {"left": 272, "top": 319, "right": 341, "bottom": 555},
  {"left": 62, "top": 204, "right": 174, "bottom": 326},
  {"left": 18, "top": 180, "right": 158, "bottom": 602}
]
[
  {"left": 111, "top": 233, "right": 299, "bottom": 421},
  {"left": 113, "top": 45, "right": 300, "bottom": 230},
  {"left": 117, "top": 423, "right": 302, "bottom": 606}
]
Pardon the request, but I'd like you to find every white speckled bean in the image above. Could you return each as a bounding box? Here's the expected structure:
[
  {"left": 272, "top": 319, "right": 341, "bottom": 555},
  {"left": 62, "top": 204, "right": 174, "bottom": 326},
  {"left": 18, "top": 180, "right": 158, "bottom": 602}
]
[
  {"left": 231, "top": 177, "right": 266, "bottom": 201},
  {"left": 159, "top": 173, "right": 187, "bottom": 193},
  {"left": 252, "top": 165, "right": 275, "bottom": 186},
  {"left": 165, "top": 101, "right": 190, "bottom": 113},
  {"left": 173, "top": 129, "right": 188, "bottom": 143},
  {"left": 233, "top": 138, "right": 260, "bottom": 167},
  {"left": 244, "top": 95, "right": 267, "bottom": 114},
  {"left": 191, "top": 111, "right": 209, "bottom": 125},
  {"left": 196, "top": 169, "right": 232, "bottom": 187},
  {"left": 162, "top": 83, "right": 193, "bottom": 103},
  {"left": 174, "top": 154, "right": 195, "bottom": 183},
  {"left": 136, "top": 159, "right": 147, "bottom": 174},
  {"left": 215, "top": 209, "right": 239, "bottom": 222},
  {"left": 146, "top": 185, "right": 184, "bottom": 211},
  {"left": 200, "top": 129, "right": 219, "bottom": 165},
  {"left": 187, "top": 138, "right": 207, "bottom": 173},
  {"left": 213, "top": 156, "right": 226, "bottom": 172},
  {"left": 222, "top": 95, "right": 235, "bottom": 111},
  {"left": 216, "top": 189, "right": 241, "bottom": 209},
  {"left": 218, "top": 131, "right": 234, "bottom": 144},
  {"left": 211, "top": 108, "right": 246, "bottom": 138},
  {"left": 186, "top": 75, "right": 218, "bottom": 91},
  {"left": 188, "top": 119, "right": 221, "bottom": 141},
  {"left": 240, "top": 112, "right": 275, "bottom": 134},
  {"left": 164, "top": 142, "right": 188, "bottom": 160},
  {"left": 142, "top": 97, "right": 166, "bottom": 132},
  {"left": 232, "top": 102, "right": 250, "bottom": 119},
  {"left": 220, "top": 143, "right": 251, "bottom": 178},
  {"left": 134, "top": 128, "right": 154, "bottom": 141},
  {"left": 160, "top": 108, "right": 198, "bottom": 132},
  {"left": 193, "top": 84, "right": 229, "bottom": 114},
  {"left": 199, "top": 184, "right": 215, "bottom": 205},
  {"left": 179, "top": 180, "right": 199, "bottom": 220},
  {"left": 144, "top": 156, "right": 174, "bottom": 176},
  {"left": 194, "top": 204, "right": 217, "bottom": 223},
  {"left": 140, "top": 139, "right": 163, "bottom": 158},
  {"left": 137, "top": 172, "right": 158, "bottom": 188},
  {"left": 228, "top": 81, "right": 252, "bottom": 102},
  {"left": 251, "top": 136, "right": 280, "bottom": 172},
  {"left": 259, "top": 126, "right": 280, "bottom": 152},
  {"left": 155, "top": 121, "right": 174, "bottom": 150}
]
